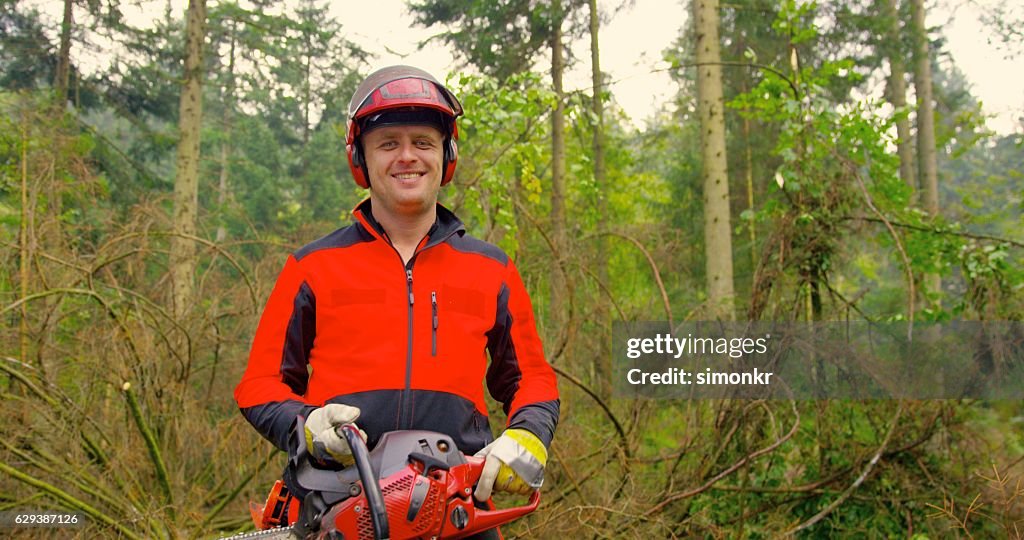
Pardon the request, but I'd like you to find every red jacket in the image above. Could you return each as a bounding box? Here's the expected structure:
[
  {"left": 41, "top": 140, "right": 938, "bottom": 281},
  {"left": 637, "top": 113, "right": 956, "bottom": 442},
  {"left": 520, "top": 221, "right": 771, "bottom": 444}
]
[{"left": 235, "top": 200, "right": 559, "bottom": 454}]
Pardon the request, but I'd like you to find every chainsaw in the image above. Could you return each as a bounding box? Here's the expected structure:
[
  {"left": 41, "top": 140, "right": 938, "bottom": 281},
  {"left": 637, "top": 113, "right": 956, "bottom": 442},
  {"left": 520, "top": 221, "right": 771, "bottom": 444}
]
[{"left": 228, "top": 422, "right": 539, "bottom": 540}]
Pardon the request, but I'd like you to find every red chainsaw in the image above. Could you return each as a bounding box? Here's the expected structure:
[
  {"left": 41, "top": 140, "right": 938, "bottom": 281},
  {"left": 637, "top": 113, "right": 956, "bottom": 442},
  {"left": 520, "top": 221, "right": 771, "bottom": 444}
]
[{"left": 234, "top": 423, "right": 539, "bottom": 540}]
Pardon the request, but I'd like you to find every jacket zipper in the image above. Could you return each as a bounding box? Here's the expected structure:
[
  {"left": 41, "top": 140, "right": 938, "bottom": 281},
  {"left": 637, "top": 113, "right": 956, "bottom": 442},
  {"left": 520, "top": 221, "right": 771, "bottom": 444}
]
[
  {"left": 431, "top": 291, "right": 438, "bottom": 357},
  {"left": 376, "top": 228, "right": 459, "bottom": 429},
  {"left": 401, "top": 266, "right": 414, "bottom": 429}
]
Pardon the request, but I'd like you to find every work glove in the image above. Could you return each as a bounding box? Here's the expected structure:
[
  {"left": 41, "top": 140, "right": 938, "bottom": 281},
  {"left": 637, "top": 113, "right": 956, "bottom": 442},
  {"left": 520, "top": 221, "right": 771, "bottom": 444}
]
[
  {"left": 303, "top": 404, "right": 366, "bottom": 467},
  {"left": 473, "top": 428, "right": 548, "bottom": 502}
]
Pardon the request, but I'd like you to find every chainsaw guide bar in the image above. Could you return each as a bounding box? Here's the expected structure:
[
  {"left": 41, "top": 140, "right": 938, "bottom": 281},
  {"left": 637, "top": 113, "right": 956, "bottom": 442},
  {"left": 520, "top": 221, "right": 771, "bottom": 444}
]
[{"left": 220, "top": 525, "right": 295, "bottom": 539}]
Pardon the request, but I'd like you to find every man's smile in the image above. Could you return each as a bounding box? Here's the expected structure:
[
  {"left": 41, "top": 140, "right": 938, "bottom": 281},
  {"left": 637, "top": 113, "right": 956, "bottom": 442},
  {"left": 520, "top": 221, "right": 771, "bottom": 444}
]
[{"left": 393, "top": 171, "right": 426, "bottom": 181}]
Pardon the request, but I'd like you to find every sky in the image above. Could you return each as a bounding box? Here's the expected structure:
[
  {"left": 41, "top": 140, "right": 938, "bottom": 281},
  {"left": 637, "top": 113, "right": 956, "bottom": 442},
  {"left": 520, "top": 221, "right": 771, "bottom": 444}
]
[{"left": 28, "top": 0, "right": 1024, "bottom": 134}]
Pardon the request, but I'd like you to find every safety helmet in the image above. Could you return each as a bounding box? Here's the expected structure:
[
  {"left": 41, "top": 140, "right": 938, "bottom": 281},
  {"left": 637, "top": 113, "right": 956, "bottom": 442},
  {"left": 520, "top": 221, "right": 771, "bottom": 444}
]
[{"left": 346, "top": 65, "right": 464, "bottom": 189}]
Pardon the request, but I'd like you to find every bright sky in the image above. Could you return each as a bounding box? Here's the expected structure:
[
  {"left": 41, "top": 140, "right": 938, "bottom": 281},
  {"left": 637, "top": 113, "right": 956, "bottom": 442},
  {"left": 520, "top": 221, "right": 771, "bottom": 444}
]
[
  {"left": 938, "top": 2, "right": 1022, "bottom": 135},
  {"left": 28, "top": 0, "right": 1024, "bottom": 134}
]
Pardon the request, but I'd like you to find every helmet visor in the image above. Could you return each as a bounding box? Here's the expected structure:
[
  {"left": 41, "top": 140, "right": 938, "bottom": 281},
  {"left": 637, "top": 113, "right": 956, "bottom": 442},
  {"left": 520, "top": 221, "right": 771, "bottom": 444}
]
[{"left": 359, "top": 109, "right": 447, "bottom": 135}]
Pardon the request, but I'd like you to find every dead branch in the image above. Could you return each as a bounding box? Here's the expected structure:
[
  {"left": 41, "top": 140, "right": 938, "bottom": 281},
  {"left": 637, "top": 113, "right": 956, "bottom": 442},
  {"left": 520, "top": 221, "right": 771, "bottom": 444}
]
[
  {"left": 550, "top": 365, "right": 630, "bottom": 459},
  {"left": 844, "top": 153, "right": 916, "bottom": 337},
  {"left": 597, "top": 231, "right": 673, "bottom": 327}
]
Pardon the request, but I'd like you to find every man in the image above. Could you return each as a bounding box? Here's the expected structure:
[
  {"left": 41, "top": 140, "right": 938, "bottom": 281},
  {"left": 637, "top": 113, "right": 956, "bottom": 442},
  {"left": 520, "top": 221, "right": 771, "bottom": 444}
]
[{"left": 234, "top": 66, "right": 560, "bottom": 527}]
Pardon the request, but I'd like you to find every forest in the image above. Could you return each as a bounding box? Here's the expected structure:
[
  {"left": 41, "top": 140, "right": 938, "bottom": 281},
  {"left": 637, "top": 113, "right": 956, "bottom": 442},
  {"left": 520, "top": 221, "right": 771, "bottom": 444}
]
[{"left": 1, "top": 0, "right": 1022, "bottom": 537}]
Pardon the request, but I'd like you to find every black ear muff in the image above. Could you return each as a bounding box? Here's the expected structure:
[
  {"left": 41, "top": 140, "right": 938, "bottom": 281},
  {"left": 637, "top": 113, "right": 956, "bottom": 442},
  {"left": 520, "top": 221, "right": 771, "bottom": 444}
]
[
  {"left": 444, "top": 137, "right": 457, "bottom": 163},
  {"left": 347, "top": 139, "right": 370, "bottom": 189},
  {"left": 352, "top": 141, "right": 363, "bottom": 168},
  {"left": 441, "top": 137, "right": 458, "bottom": 186}
]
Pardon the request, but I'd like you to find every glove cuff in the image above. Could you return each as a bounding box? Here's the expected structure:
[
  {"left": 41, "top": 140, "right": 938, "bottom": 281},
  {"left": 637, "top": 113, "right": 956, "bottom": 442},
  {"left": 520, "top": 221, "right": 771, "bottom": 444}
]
[
  {"left": 505, "top": 428, "right": 548, "bottom": 466},
  {"left": 493, "top": 428, "right": 547, "bottom": 489}
]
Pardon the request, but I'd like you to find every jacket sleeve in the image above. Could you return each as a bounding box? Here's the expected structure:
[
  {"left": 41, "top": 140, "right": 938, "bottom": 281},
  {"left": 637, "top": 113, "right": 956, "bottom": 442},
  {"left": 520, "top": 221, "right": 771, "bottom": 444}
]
[
  {"left": 234, "top": 255, "right": 318, "bottom": 451},
  {"left": 485, "top": 258, "right": 560, "bottom": 447}
]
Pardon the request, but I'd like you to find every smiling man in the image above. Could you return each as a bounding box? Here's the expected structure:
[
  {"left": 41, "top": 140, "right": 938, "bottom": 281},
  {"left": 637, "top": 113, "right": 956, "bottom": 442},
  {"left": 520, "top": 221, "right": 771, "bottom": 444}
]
[{"left": 234, "top": 66, "right": 560, "bottom": 536}]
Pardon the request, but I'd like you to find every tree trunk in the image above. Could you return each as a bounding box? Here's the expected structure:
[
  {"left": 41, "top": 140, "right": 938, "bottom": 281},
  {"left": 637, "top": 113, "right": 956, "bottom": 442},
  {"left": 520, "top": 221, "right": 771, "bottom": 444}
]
[
  {"left": 883, "top": 0, "right": 916, "bottom": 190},
  {"left": 694, "top": 0, "right": 735, "bottom": 321},
  {"left": 589, "top": 0, "right": 610, "bottom": 398},
  {"left": 549, "top": 0, "right": 567, "bottom": 329},
  {"left": 55, "top": 0, "right": 73, "bottom": 105},
  {"left": 301, "top": 35, "right": 312, "bottom": 179},
  {"left": 19, "top": 117, "right": 31, "bottom": 370},
  {"left": 215, "top": 132, "right": 230, "bottom": 243},
  {"left": 740, "top": 75, "right": 756, "bottom": 291},
  {"left": 170, "top": 0, "right": 206, "bottom": 319},
  {"left": 910, "top": 0, "right": 941, "bottom": 298},
  {"left": 513, "top": 165, "right": 528, "bottom": 263},
  {"left": 216, "top": 29, "right": 236, "bottom": 244},
  {"left": 910, "top": 0, "right": 937, "bottom": 214}
]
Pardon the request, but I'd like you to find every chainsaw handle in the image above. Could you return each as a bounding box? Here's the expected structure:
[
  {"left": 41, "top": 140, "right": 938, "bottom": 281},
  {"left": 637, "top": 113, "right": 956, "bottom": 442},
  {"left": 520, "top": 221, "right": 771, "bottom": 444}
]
[
  {"left": 466, "top": 490, "right": 540, "bottom": 535},
  {"left": 339, "top": 424, "right": 389, "bottom": 540},
  {"left": 453, "top": 455, "right": 541, "bottom": 538}
]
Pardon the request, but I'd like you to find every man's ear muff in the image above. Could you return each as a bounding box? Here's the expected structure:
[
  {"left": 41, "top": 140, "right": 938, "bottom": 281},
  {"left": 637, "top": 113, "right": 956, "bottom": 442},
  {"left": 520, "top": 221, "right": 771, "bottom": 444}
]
[
  {"left": 347, "top": 139, "right": 370, "bottom": 189},
  {"left": 441, "top": 137, "right": 458, "bottom": 186}
]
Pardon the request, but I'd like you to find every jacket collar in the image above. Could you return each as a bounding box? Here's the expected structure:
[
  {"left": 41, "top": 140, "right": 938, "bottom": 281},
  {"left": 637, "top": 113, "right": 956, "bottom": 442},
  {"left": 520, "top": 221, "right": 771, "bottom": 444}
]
[{"left": 352, "top": 198, "right": 466, "bottom": 249}]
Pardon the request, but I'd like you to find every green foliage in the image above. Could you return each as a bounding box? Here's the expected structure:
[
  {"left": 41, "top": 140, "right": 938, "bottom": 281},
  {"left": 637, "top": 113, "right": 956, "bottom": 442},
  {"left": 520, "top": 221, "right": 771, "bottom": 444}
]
[
  {"left": 445, "top": 71, "right": 551, "bottom": 256},
  {"left": 725, "top": 0, "right": 1022, "bottom": 324},
  {"left": 0, "top": 5, "right": 56, "bottom": 91}
]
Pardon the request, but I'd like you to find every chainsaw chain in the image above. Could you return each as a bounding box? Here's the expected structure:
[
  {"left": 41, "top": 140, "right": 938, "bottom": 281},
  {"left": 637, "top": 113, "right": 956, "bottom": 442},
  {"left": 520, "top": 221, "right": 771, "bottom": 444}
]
[{"left": 218, "top": 526, "right": 296, "bottom": 539}]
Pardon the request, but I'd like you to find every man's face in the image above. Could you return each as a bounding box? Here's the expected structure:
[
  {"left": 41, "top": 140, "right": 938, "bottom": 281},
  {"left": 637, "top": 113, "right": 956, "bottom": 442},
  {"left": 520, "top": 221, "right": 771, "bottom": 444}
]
[{"left": 362, "top": 124, "right": 445, "bottom": 217}]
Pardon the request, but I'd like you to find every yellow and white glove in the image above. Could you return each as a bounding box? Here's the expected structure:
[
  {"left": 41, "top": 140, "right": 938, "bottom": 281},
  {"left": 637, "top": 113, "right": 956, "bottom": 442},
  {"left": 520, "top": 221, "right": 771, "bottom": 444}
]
[
  {"left": 304, "top": 404, "right": 366, "bottom": 466},
  {"left": 473, "top": 428, "right": 548, "bottom": 502}
]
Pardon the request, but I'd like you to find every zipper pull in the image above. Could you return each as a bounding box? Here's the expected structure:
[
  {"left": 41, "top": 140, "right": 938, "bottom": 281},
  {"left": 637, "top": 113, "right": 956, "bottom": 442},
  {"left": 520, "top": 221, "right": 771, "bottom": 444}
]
[
  {"left": 431, "top": 292, "right": 438, "bottom": 329},
  {"left": 406, "top": 269, "right": 414, "bottom": 305},
  {"left": 431, "top": 291, "right": 438, "bottom": 356}
]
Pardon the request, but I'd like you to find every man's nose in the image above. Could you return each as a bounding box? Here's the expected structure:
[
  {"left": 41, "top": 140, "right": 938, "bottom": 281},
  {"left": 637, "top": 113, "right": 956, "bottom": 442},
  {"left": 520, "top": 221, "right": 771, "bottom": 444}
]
[{"left": 397, "top": 141, "right": 418, "bottom": 162}]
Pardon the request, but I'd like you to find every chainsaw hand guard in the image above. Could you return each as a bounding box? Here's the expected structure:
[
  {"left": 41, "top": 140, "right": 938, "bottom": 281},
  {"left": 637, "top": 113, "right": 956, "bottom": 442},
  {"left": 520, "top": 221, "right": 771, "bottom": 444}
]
[{"left": 340, "top": 424, "right": 389, "bottom": 540}]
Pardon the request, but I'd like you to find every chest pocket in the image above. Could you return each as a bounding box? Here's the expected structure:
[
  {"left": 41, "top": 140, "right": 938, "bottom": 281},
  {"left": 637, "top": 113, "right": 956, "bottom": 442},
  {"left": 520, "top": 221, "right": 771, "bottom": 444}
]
[
  {"left": 441, "top": 284, "right": 488, "bottom": 319},
  {"left": 326, "top": 287, "right": 389, "bottom": 340}
]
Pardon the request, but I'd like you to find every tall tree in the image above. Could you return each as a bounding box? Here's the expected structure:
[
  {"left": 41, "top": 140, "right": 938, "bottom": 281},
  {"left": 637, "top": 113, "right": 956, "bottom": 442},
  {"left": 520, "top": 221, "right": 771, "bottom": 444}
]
[
  {"left": 881, "top": 0, "right": 916, "bottom": 189},
  {"left": 694, "top": 0, "right": 735, "bottom": 320},
  {"left": 910, "top": 0, "right": 940, "bottom": 300},
  {"left": 170, "top": 0, "right": 206, "bottom": 318},
  {"left": 910, "top": 0, "right": 937, "bottom": 214},
  {"left": 717, "top": 1, "right": 786, "bottom": 295},
  {"left": 214, "top": 13, "right": 236, "bottom": 243},
  {"left": 550, "top": 0, "right": 568, "bottom": 329},
  {"left": 54, "top": 0, "right": 73, "bottom": 104},
  {"left": 589, "top": 0, "right": 610, "bottom": 397},
  {"left": 588, "top": 0, "right": 605, "bottom": 247}
]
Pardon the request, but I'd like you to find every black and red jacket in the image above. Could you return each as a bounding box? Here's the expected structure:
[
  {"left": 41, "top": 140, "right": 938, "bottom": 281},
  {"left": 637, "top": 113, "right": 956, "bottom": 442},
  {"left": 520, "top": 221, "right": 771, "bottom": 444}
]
[{"left": 235, "top": 200, "right": 560, "bottom": 455}]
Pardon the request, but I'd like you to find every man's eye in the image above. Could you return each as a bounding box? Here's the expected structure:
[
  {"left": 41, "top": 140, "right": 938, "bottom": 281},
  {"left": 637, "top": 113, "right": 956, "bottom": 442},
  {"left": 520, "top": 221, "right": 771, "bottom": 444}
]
[{"left": 380, "top": 141, "right": 398, "bottom": 149}]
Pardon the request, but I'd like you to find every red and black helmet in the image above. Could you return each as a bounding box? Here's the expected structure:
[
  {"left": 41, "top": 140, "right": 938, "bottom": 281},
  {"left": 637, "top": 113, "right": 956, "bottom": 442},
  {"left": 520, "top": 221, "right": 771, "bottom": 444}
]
[{"left": 346, "top": 65, "right": 464, "bottom": 189}]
